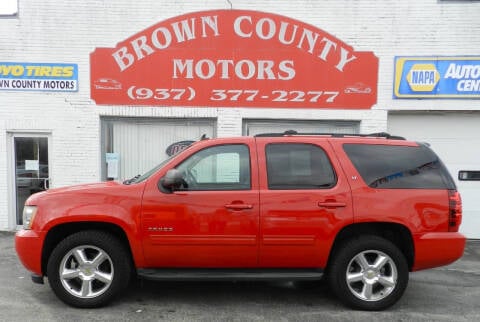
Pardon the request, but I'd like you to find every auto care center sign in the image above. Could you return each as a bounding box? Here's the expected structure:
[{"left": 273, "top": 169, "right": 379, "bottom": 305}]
[
  {"left": 394, "top": 56, "right": 480, "bottom": 98},
  {"left": 91, "top": 10, "right": 378, "bottom": 109}
]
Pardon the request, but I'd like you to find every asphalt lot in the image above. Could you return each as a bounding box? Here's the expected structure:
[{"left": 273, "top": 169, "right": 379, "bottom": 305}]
[{"left": 1, "top": 231, "right": 479, "bottom": 322}]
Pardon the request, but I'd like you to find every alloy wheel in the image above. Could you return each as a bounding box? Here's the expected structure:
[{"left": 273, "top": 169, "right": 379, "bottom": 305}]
[
  {"left": 59, "top": 245, "right": 114, "bottom": 299},
  {"left": 345, "top": 250, "right": 398, "bottom": 302}
]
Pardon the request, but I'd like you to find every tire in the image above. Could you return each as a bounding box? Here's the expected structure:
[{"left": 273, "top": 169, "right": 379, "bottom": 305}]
[
  {"left": 47, "top": 230, "right": 132, "bottom": 308},
  {"left": 327, "top": 235, "right": 409, "bottom": 311}
]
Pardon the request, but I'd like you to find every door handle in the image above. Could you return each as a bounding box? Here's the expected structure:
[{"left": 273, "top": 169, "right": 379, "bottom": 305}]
[
  {"left": 224, "top": 204, "right": 253, "bottom": 210},
  {"left": 318, "top": 201, "right": 346, "bottom": 208},
  {"left": 43, "top": 178, "right": 50, "bottom": 190}
]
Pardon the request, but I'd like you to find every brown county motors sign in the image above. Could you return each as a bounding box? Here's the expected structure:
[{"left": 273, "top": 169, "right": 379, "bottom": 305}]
[{"left": 90, "top": 10, "right": 378, "bottom": 109}]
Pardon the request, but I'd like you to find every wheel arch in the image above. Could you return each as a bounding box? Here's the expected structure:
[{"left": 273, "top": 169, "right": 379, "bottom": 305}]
[
  {"left": 327, "top": 222, "right": 414, "bottom": 271},
  {"left": 41, "top": 222, "right": 136, "bottom": 277}
]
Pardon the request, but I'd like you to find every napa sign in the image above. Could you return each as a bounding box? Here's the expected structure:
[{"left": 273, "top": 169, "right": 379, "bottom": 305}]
[{"left": 394, "top": 56, "right": 480, "bottom": 98}]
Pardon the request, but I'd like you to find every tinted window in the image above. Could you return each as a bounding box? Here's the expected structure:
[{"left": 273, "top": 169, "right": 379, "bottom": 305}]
[
  {"left": 343, "top": 144, "right": 455, "bottom": 189},
  {"left": 266, "top": 143, "right": 336, "bottom": 190},
  {"left": 176, "top": 144, "right": 250, "bottom": 191}
]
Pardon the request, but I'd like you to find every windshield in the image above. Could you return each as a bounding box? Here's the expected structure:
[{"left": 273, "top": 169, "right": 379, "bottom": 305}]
[{"left": 122, "top": 140, "right": 199, "bottom": 185}]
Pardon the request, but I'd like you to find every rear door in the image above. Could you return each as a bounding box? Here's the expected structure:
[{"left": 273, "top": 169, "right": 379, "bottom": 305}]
[{"left": 256, "top": 137, "right": 353, "bottom": 268}]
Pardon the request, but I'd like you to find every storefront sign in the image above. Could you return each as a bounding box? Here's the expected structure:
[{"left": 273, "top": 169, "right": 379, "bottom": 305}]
[
  {"left": 166, "top": 140, "right": 195, "bottom": 156},
  {"left": 0, "top": 62, "right": 78, "bottom": 92},
  {"left": 91, "top": 10, "right": 378, "bottom": 109},
  {"left": 394, "top": 56, "right": 480, "bottom": 98}
]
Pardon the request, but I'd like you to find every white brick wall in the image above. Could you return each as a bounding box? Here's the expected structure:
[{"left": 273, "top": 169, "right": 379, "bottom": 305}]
[{"left": 0, "top": 0, "right": 479, "bottom": 229}]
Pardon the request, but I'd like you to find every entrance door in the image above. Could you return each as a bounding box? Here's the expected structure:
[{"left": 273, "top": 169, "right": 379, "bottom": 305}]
[{"left": 11, "top": 135, "right": 50, "bottom": 226}]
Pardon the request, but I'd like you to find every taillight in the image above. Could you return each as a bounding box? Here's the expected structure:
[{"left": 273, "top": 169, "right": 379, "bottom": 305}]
[{"left": 448, "top": 190, "right": 462, "bottom": 232}]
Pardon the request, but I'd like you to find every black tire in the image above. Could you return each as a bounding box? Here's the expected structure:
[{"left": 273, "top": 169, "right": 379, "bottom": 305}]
[
  {"left": 327, "top": 235, "right": 409, "bottom": 311},
  {"left": 47, "top": 230, "right": 132, "bottom": 308}
]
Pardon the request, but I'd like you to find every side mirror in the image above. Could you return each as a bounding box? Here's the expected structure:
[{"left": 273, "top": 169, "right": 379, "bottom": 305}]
[{"left": 160, "top": 169, "right": 184, "bottom": 191}]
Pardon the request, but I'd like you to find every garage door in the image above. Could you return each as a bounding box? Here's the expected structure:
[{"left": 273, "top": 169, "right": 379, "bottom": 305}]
[
  {"left": 244, "top": 120, "right": 360, "bottom": 136},
  {"left": 102, "top": 118, "right": 215, "bottom": 181},
  {"left": 388, "top": 112, "right": 480, "bottom": 238}
]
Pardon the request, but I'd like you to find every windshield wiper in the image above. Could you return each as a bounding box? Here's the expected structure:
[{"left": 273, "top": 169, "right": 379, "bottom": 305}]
[{"left": 123, "top": 174, "right": 141, "bottom": 185}]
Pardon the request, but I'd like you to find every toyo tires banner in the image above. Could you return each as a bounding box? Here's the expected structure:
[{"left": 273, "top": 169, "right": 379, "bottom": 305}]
[
  {"left": 0, "top": 62, "right": 78, "bottom": 92},
  {"left": 91, "top": 10, "right": 378, "bottom": 109}
]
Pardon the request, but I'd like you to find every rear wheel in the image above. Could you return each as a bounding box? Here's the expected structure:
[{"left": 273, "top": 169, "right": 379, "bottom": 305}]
[
  {"left": 328, "top": 235, "right": 409, "bottom": 311},
  {"left": 47, "top": 230, "right": 131, "bottom": 308}
]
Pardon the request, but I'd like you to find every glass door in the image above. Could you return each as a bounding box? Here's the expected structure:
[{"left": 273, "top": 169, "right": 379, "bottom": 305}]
[{"left": 13, "top": 136, "right": 49, "bottom": 225}]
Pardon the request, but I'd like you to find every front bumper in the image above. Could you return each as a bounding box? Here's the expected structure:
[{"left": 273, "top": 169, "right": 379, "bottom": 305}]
[
  {"left": 412, "top": 232, "right": 466, "bottom": 271},
  {"left": 15, "top": 230, "right": 44, "bottom": 276}
]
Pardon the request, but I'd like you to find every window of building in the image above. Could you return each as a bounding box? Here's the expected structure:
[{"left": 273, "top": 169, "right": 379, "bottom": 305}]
[
  {"left": 0, "top": 0, "right": 18, "bottom": 16},
  {"left": 266, "top": 143, "right": 336, "bottom": 190},
  {"left": 176, "top": 144, "right": 251, "bottom": 191},
  {"left": 458, "top": 170, "right": 480, "bottom": 181},
  {"left": 100, "top": 117, "right": 215, "bottom": 181}
]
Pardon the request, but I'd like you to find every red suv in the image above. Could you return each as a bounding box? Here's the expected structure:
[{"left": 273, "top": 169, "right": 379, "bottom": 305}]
[{"left": 15, "top": 132, "right": 465, "bottom": 310}]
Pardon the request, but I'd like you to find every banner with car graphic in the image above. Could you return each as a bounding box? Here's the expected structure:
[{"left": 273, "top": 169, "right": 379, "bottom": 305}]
[
  {"left": 394, "top": 56, "right": 480, "bottom": 98},
  {"left": 90, "top": 10, "right": 378, "bottom": 109}
]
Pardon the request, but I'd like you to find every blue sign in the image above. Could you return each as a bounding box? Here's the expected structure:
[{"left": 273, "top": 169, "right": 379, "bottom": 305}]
[
  {"left": 394, "top": 57, "right": 480, "bottom": 98},
  {"left": 0, "top": 62, "right": 78, "bottom": 92}
]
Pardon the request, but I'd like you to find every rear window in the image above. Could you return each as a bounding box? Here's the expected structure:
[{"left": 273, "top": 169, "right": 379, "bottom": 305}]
[{"left": 343, "top": 143, "right": 456, "bottom": 189}]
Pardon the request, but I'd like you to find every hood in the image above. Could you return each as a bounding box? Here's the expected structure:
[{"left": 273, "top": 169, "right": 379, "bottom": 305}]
[
  {"left": 25, "top": 181, "right": 124, "bottom": 205},
  {"left": 47, "top": 181, "right": 121, "bottom": 194}
]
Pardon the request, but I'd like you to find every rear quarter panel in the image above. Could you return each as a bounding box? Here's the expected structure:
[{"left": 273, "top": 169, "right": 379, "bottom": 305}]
[
  {"left": 329, "top": 138, "right": 465, "bottom": 270},
  {"left": 329, "top": 139, "right": 449, "bottom": 233}
]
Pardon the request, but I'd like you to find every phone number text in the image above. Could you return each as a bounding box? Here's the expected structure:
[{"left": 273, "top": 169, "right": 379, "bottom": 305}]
[{"left": 127, "top": 86, "right": 339, "bottom": 103}]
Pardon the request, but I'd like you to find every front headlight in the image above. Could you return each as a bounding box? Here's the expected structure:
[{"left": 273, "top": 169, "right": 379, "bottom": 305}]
[{"left": 23, "top": 205, "right": 38, "bottom": 230}]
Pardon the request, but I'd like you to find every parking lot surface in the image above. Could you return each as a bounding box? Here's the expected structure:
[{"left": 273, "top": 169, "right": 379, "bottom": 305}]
[{"left": 1, "top": 231, "right": 479, "bottom": 322}]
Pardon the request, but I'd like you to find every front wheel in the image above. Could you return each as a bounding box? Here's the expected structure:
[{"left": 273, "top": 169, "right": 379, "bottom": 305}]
[
  {"left": 328, "top": 235, "right": 409, "bottom": 311},
  {"left": 47, "top": 230, "right": 132, "bottom": 308}
]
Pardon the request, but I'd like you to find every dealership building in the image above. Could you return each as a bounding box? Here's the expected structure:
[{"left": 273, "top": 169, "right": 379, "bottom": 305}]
[{"left": 0, "top": 0, "right": 479, "bottom": 238}]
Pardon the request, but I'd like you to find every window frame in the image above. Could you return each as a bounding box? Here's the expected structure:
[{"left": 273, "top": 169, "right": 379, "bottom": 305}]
[{"left": 174, "top": 143, "right": 251, "bottom": 191}]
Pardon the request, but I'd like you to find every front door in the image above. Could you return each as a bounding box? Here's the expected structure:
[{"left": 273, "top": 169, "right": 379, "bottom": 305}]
[
  {"left": 141, "top": 141, "right": 259, "bottom": 267},
  {"left": 10, "top": 135, "right": 50, "bottom": 226}
]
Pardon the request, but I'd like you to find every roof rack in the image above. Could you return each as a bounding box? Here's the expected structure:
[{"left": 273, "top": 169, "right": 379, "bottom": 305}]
[{"left": 254, "top": 130, "right": 405, "bottom": 140}]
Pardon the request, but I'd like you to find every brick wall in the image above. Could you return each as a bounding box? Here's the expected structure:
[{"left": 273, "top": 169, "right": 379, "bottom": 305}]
[{"left": 0, "top": 0, "right": 479, "bottom": 229}]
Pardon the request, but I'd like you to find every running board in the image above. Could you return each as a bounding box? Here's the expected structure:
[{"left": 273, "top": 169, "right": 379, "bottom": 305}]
[{"left": 137, "top": 268, "right": 324, "bottom": 281}]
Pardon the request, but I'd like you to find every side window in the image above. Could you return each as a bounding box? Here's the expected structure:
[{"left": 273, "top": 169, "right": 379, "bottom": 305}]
[
  {"left": 343, "top": 144, "right": 454, "bottom": 189},
  {"left": 0, "top": 0, "right": 17, "bottom": 16},
  {"left": 266, "top": 143, "right": 336, "bottom": 190},
  {"left": 176, "top": 144, "right": 250, "bottom": 191}
]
